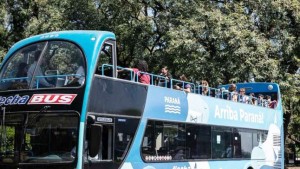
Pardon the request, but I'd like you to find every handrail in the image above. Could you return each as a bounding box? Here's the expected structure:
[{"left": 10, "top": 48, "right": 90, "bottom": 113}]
[
  {"left": 35, "top": 74, "right": 83, "bottom": 88},
  {"left": 171, "top": 79, "right": 195, "bottom": 93},
  {"left": 77, "top": 63, "right": 278, "bottom": 108},
  {"left": 0, "top": 77, "right": 28, "bottom": 82}
]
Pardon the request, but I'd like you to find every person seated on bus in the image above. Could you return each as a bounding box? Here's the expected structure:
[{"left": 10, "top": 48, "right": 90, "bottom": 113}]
[
  {"left": 257, "top": 94, "right": 264, "bottom": 106},
  {"left": 266, "top": 95, "right": 277, "bottom": 108},
  {"left": 16, "top": 62, "right": 28, "bottom": 82},
  {"left": 238, "top": 88, "right": 249, "bottom": 103},
  {"left": 155, "top": 66, "right": 172, "bottom": 88},
  {"left": 65, "top": 66, "right": 85, "bottom": 87},
  {"left": 173, "top": 149, "right": 185, "bottom": 160},
  {"left": 227, "top": 83, "right": 238, "bottom": 102},
  {"left": 174, "top": 74, "right": 191, "bottom": 93},
  {"left": 249, "top": 93, "right": 257, "bottom": 105},
  {"left": 8, "top": 62, "right": 29, "bottom": 90},
  {"left": 201, "top": 80, "right": 209, "bottom": 96},
  {"left": 222, "top": 144, "right": 232, "bottom": 158},
  {"left": 27, "top": 51, "right": 54, "bottom": 88},
  {"left": 117, "top": 60, "right": 150, "bottom": 84},
  {"left": 216, "top": 87, "right": 227, "bottom": 99}
]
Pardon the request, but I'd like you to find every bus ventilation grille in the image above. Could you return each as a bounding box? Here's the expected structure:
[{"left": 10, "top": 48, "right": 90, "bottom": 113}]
[
  {"left": 273, "top": 162, "right": 281, "bottom": 169},
  {"left": 273, "top": 134, "right": 281, "bottom": 146}
]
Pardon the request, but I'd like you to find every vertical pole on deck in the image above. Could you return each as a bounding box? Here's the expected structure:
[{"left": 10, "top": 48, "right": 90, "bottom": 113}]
[{"left": 112, "top": 41, "right": 117, "bottom": 78}]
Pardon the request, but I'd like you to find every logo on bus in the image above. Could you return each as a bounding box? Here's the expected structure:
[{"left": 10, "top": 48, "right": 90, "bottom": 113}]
[
  {"left": 164, "top": 96, "right": 181, "bottom": 114},
  {"left": 0, "top": 95, "right": 30, "bottom": 106},
  {"left": 28, "top": 94, "right": 77, "bottom": 105}
]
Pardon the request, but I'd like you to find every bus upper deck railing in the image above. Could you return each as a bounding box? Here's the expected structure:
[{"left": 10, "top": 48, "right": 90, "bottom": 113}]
[
  {"left": 100, "top": 64, "right": 277, "bottom": 109},
  {"left": 0, "top": 64, "right": 277, "bottom": 108},
  {"left": 0, "top": 74, "right": 83, "bottom": 89}
]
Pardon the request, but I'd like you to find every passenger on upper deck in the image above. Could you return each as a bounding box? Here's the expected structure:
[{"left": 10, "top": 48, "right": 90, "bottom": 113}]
[
  {"left": 201, "top": 80, "right": 209, "bottom": 96},
  {"left": 266, "top": 95, "right": 277, "bottom": 108},
  {"left": 257, "top": 94, "right": 264, "bottom": 107},
  {"left": 16, "top": 62, "right": 28, "bottom": 82},
  {"left": 118, "top": 60, "right": 150, "bottom": 84},
  {"left": 216, "top": 87, "right": 226, "bottom": 99},
  {"left": 228, "top": 84, "right": 238, "bottom": 102},
  {"left": 132, "top": 60, "right": 150, "bottom": 84},
  {"left": 249, "top": 93, "right": 257, "bottom": 105},
  {"left": 174, "top": 74, "right": 191, "bottom": 93},
  {"left": 238, "top": 88, "right": 249, "bottom": 103},
  {"left": 66, "top": 65, "right": 85, "bottom": 86},
  {"left": 27, "top": 51, "right": 53, "bottom": 88},
  {"left": 156, "top": 66, "right": 172, "bottom": 88}
]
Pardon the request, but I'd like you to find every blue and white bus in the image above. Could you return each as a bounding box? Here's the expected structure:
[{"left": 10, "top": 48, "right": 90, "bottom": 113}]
[{"left": 0, "top": 31, "right": 284, "bottom": 169}]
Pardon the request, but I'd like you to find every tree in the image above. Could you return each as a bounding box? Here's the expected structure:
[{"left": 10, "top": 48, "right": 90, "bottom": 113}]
[{"left": 0, "top": 0, "right": 299, "bottom": 162}]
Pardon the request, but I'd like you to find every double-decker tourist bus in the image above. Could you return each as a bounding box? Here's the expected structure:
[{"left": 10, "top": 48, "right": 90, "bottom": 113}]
[{"left": 0, "top": 31, "right": 284, "bottom": 169}]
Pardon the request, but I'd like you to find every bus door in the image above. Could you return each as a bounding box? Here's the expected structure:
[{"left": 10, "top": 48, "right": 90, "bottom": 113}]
[
  {"left": 87, "top": 116, "right": 114, "bottom": 162},
  {"left": 98, "top": 123, "right": 113, "bottom": 160}
]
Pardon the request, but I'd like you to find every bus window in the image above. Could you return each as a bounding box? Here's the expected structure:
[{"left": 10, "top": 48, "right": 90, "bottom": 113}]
[
  {"left": 35, "top": 41, "right": 85, "bottom": 88},
  {"left": 96, "top": 41, "right": 116, "bottom": 77},
  {"left": 211, "top": 126, "right": 232, "bottom": 159},
  {"left": 0, "top": 42, "right": 46, "bottom": 90},
  {"left": 114, "top": 118, "right": 139, "bottom": 161},
  {"left": 253, "top": 130, "right": 268, "bottom": 147},
  {"left": 186, "top": 124, "right": 211, "bottom": 159},
  {"left": 0, "top": 41, "right": 85, "bottom": 90},
  {"left": 142, "top": 120, "right": 186, "bottom": 161},
  {"left": 232, "top": 128, "right": 252, "bottom": 158},
  {"left": 0, "top": 112, "right": 79, "bottom": 163},
  {"left": 88, "top": 124, "right": 113, "bottom": 161}
]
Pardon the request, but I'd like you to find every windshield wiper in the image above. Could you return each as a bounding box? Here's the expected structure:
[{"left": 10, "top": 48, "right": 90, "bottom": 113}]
[
  {"left": 24, "top": 106, "right": 51, "bottom": 128},
  {"left": 21, "top": 106, "right": 51, "bottom": 152}
]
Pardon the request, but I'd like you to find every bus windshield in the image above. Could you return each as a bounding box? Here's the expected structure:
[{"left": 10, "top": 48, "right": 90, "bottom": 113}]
[
  {"left": 0, "top": 112, "right": 79, "bottom": 164},
  {"left": 0, "top": 41, "right": 85, "bottom": 90}
]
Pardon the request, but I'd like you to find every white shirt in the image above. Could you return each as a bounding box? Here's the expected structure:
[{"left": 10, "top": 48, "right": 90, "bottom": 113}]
[
  {"left": 75, "top": 66, "right": 85, "bottom": 85},
  {"left": 27, "top": 61, "right": 52, "bottom": 88}
]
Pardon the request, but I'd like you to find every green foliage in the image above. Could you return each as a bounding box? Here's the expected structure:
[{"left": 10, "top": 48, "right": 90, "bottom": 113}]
[{"left": 0, "top": 0, "right": 299, "bottom": 160}]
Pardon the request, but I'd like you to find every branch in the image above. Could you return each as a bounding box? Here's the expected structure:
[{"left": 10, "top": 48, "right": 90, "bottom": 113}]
[{"left": 287, "top": 132, "right": 300, "bottom": 144}]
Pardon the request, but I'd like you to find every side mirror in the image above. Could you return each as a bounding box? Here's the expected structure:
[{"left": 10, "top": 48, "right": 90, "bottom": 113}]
[{"left": 88, "top": 124, "right": 102, "bottom": 157}]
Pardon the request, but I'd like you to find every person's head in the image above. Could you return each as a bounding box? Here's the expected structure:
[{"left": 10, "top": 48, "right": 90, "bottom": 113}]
[
  {"left": 202, "top": 80, "right": 208, "bottom": 87},
  {"left": 137, "top": 60, "right": 148, "bottom": 72},
  {"left": 258, "top": 94, "right": 264, "bottom": 99},
  {"left": 161, "top": 66, "right": 168, "bottom": 74},
  {"left": 239, "top": 88, "right": 246, "bottom": 95},
  {"left": 266, "top": 95, "right": 271, "bottom": 101},
  {"left": 228, "top": 84, "right": 236, "bottom": 92},
  {"left": 180, "top": 74, "right": 188, "bottom": 81}
]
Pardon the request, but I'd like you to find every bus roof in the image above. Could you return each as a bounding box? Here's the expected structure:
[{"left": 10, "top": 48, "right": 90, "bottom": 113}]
[{"left": 3, "top": 30, "right": 116, "bottom": 68}]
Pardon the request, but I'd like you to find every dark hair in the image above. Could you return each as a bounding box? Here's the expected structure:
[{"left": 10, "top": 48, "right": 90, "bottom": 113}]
[
  {"left": 228, "top": 84, "right": 236, "bottom": 92},
  {"left": 180, "top": 74, "right": 188, "bottom": 81},
  {"left": 161, "top": 65, "right": 168, "bottom": 70},
  {"left": 16, "top": 62, "right": 27, "bottom": 77},
  {"left": 137, "top": 60, "right": 148, "bottom": 72}
]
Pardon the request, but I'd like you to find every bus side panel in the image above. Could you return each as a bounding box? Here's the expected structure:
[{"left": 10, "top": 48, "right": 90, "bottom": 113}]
[{"left": 88, "top": 76, "right": 148, "bottom": 116}]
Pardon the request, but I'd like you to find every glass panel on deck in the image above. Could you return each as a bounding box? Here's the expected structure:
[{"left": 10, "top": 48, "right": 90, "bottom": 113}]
[{"left": 0, "top": 41, "right": 85, "bottom": 90}]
